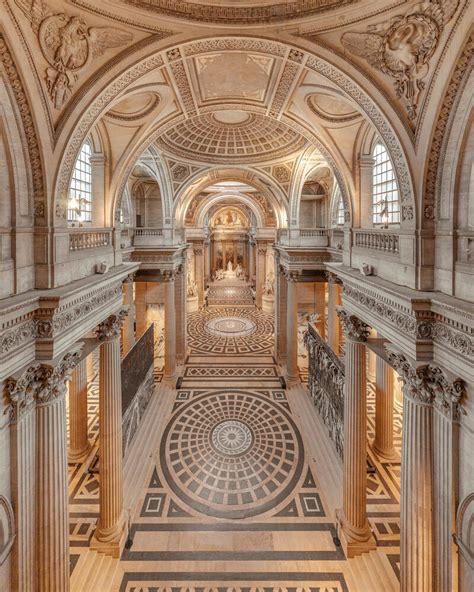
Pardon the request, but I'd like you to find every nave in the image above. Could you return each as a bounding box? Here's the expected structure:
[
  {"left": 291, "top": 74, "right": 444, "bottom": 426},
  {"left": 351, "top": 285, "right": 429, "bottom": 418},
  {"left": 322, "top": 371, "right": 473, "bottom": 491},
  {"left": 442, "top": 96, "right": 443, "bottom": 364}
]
[{"left": 69, "top": 304, "right": 401, "bottom": 592}]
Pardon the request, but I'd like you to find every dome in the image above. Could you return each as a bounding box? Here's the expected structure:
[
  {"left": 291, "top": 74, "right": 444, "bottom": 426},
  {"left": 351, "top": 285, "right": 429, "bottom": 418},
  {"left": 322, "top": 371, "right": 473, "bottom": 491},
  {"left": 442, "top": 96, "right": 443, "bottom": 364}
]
[{"left": 155, "top": 111, "right": 307, "bottom": 163}]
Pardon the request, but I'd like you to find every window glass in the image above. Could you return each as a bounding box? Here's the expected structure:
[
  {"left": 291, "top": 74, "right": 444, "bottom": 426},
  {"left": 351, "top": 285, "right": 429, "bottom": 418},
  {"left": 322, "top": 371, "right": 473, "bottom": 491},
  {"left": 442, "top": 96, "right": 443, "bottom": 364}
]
[
  {"left": 372, "top": 143, "right": 400, "bottom": 225},
  {"left": 68, "top": 142, "right": 92, "bottom": 224}
]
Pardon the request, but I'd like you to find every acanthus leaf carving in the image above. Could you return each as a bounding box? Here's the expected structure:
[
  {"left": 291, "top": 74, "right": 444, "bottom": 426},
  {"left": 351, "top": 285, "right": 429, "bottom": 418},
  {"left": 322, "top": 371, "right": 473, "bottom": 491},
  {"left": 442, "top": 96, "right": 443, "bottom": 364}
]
[
  {"left": 341, "top": 1, "right": 459, "bottom": 120},
  {"left": 16, "top": 1, "right": 133, "bottom": 109}
]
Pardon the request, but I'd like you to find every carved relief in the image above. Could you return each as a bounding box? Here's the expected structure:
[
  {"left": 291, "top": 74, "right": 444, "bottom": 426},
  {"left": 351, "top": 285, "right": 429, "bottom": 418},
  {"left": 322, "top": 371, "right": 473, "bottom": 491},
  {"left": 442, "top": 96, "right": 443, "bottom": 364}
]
[
  {"left": 96, "top": 308, "right": 129, "bottom": 341},
  {"left": 16, "top": 1, "right": 133, "bottom": 109},
  {"left": 342, "top": 2, "right": 459, "bottom": 120},
  {"left": 336, "top": 307, "right": 370, "bottom": 342}
]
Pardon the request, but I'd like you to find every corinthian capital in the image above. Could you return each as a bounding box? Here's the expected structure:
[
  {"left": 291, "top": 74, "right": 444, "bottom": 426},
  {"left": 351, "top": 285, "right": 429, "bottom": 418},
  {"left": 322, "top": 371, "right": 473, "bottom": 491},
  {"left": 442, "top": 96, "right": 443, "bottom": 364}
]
[
  {"left": 385, "top": 347, "right": 433, "bottom": 406},
  {"left": 96, "top": 308, "right": 129, "bottom": 341},
  {"left": 426, "top": 365, "right": 466, "bottom": 421},
  {"left": 35, "top": 344, "right": 84, "bottom": 406},
  {"left": 162, "top": 270, "right": 176, "bottom": 282},
  {"left": 336, "top": 307, "right": 370, "bottom": 342},
  {"left": 5, "top": 364, "right": 39, "bottom": 423}
]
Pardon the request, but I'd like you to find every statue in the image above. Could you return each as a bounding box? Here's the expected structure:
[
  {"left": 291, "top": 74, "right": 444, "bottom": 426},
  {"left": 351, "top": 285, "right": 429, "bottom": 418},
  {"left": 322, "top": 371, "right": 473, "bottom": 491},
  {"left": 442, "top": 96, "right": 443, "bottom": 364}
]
[{"left": 227, "top": 260, "right": 233, "bottom": 272}]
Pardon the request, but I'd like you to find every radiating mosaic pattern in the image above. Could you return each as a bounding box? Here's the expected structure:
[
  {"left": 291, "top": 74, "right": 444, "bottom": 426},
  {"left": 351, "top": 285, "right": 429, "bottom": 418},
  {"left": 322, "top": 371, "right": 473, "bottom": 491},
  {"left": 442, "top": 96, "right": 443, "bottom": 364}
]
[
  {"left": 160, "top": 390, "right": 304, "bottom": 518},
  {"left": 205, "top": 316, "right": 256, "bottom": 337},
  {"left": 188, "top": 307, "right": 273, "bottom": 354}
]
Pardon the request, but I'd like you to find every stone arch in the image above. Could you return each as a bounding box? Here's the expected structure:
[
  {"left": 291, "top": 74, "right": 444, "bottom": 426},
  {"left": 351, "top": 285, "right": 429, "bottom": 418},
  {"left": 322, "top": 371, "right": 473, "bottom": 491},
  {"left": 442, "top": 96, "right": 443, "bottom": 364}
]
[
  {"left": 52, "top": 35, "right": 416, "bottom": 229},
  {"left": 174, "top": 167, "right": 288, "bottom": 229},
  {"left": 194, "top": 193, "right": 266, "bottom": 229}
]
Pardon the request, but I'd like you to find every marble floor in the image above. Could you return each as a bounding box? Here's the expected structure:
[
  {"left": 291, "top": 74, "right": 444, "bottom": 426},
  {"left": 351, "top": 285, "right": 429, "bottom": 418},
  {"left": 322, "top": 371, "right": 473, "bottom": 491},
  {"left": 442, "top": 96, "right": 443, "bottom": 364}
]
[{"left": 69, "top": 305, "right": 401, "bottom": 591}]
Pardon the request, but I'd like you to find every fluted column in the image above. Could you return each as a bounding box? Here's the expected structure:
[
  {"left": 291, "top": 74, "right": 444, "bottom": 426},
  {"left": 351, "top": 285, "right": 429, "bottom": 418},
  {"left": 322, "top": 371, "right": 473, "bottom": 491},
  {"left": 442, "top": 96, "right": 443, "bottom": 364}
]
[
  {"left": 372, "top": 356, "right": 397, "bottom": 460},
  {"left": 68, "top": 358, "right": 90, "bottom": 462},
  {"left": 163, "top": 270, "right": 177, "bottom": 380},
  {"left": 367, "top": 330, "right": 377, "bottom": 383},
  {"left": 256, "top": 244, "right": 266, "bottom": 307},
  {"left": 92, "top": 309, "right": 128, "bottom": 557},
  {"left": 122, "top": 275, "right": 135, "bottom": 354},
  {"left": 275, "top": 263, "right": 287, "bottom": 364},
  {"left": 175, "top": 265, "right": 187, "bottom": 365},
  {"left": 135, "top": 281, "right": 147, "bottom": 338},
  {"left": 193, "top": 245, "right": 204, "bottom": 308},
  {"left": 248, "top": 240, "right": 255, "bottom": 282},
  {"left": 336, "top": 309, "right": 375, "bottom": 557},
  {"left": 286, "top": 270, "right": 299, "bottom": 383},
  {"left": 6, "top": 368, "right": 37, "bottom": 592},
  {"left": 388, "top": 350, "right": 465, "bottom": 592},
  {"left": 86, "top": 351, "right": 94, "bottom": 382},
  {"left": 36, "top": 345, "right": 83, "bottom": 591},
  {"left": 204, "top": 240, "right": 210, "bottom": 284},
  {"left": 315, "top": 282, "right": 326, "bottom": 339},
  {"left": 327, "top": 273, "right": 341, "bottom": 353}
]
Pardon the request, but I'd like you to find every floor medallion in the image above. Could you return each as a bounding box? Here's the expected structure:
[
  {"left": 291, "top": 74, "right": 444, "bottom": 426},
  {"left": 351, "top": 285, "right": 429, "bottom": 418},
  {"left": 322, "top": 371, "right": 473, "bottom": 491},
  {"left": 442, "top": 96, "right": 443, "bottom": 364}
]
[{"left": 160, "top": 390, "right": 305, "bottom": 519}]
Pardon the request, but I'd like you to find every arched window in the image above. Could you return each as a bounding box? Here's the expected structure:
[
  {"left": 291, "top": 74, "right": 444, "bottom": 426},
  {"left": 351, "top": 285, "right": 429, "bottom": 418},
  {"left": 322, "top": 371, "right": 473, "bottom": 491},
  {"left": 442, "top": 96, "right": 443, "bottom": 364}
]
[
  {"left": 372, "top": 142, "right": 400, "bottom": 225},
  {"left": 68, "top": 141, "right": 92, "bottom": 225}
]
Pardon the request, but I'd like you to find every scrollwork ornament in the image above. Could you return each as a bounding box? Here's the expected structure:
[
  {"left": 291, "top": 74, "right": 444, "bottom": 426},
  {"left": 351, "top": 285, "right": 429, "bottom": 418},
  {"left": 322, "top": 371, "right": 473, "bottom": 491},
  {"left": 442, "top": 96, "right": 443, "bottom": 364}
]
[
  {"left": 34, "top": 345, "right": 83, "bottom": 405},
  {"left": 427, "top": 365, "right": 466, "bottom": 421},
  {"left": 4, "top": 364, "right": 40, "bottom": 423},
  {"left": 96, "top": 308, "right": 129, "bottom": 341},
  {"left": 336, "top": 307, "right": 370, "bottom": 342}
]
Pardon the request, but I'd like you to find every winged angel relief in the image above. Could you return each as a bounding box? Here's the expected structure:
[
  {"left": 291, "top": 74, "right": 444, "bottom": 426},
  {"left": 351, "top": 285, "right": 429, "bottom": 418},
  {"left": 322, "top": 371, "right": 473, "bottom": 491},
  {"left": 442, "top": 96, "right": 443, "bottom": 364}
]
[
  {"left": 16, "top": 0, "right": 133, "bottom": 108},
  {"left": 341, "top": 1, "right": 459, "bottom": 120}
]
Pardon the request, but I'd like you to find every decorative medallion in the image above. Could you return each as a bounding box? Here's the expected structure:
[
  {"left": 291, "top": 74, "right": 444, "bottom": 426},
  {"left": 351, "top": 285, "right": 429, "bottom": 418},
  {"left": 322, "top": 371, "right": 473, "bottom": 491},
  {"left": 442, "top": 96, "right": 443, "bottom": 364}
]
[
  {"left": 160, "top": 391, "right": 304, "bottom": 518},
  {"left": 205, "top": 316, "right": 256, "bottom": 338}
]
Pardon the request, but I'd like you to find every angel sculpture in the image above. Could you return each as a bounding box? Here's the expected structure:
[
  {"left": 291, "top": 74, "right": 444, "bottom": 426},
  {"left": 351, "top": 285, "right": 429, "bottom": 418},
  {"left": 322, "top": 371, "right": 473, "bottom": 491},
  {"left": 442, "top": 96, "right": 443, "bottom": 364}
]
[{"left": 17, "top": 1, "right": 133, "bottom": 108}]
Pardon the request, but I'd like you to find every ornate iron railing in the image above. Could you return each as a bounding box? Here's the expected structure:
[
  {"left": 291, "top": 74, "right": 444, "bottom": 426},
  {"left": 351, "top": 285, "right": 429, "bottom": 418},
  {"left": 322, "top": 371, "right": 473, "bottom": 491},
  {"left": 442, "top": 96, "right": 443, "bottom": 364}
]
[{"left": 304, "top": 324, "right": 344, "bottom": 457}]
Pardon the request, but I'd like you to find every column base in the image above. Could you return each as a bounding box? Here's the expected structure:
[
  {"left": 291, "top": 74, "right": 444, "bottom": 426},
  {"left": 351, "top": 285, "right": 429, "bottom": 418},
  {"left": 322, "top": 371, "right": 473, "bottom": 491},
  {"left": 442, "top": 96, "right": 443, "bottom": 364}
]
[
  {"left": 336, "top": 509, "right": 376, "bottom": 558},
  {"left": 91, "top": 514, "right": 126, "bottom": 558},
  {"left": 370, "top": 441, "right": 400, "bottom": 462},
  {"left": 68, "top": 442, "right": 91, "bottom": 464}
]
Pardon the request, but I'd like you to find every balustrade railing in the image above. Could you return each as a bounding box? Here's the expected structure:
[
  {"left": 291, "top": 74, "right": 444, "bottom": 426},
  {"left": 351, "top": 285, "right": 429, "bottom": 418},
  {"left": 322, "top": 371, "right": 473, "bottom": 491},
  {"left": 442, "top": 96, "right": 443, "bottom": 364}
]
[
  {"left": 300, "top": 229, "right": 328, "bottom": 238},
  {"left": 135, "top": 228, "right": 163, "bottom": 237},
  {"left": 354, "top": 230, "right": 399, "bottom": 254},
  {"left": 304, "top": 324, "right": 344, "bottom": 457},
  {"left": 69, "top": 229, "right": 111, "bottom": 251}
]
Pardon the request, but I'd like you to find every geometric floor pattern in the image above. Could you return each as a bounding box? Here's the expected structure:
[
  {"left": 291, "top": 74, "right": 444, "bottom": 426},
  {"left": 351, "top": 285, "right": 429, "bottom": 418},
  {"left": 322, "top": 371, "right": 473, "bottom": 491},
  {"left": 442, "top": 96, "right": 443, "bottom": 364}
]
[
  {"left": 119, "top": 306, "right": 352, "bottom": 591},
  {"left": 68, "top": 304, "right": 400, "bottom": 590}
]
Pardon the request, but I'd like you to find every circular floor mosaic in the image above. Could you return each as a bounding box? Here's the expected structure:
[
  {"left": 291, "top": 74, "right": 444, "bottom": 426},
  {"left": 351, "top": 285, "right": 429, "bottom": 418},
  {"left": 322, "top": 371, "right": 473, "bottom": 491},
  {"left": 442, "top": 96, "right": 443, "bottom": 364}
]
[
  {"left": 188, "top": 308, "right": 274, "bottom": 355},
  {"left": 205, "top": 316, "right": 256, "bottom": 337},
  {"left": 160, "top": 391, "right": 304, "bottom": 519}
]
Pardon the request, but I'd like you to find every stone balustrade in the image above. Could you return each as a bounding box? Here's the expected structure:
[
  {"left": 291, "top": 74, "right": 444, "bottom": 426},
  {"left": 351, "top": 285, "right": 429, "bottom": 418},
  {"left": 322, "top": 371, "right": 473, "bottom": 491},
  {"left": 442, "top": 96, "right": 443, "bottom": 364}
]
[
  {"left": 353, "top": 230, "right": 399, "bottom": 254},
  {"left": 69, "top": 229, "right": 111, "bottom": 251}
]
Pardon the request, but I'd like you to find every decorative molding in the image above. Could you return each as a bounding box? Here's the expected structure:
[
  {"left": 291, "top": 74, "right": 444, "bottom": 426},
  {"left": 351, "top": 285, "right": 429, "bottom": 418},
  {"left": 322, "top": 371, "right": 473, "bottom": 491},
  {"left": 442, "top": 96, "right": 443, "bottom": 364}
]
[
  {"left": 95, "top": 308, "right": 129, "bottom": 341},
  {"left": 424, "top": 33, "right": 474, "bottom": 221},
  {"left": 386, "top": 347, "right": 466, "bottom": 418},
  {"left": 120, "top": 0, "right": 356, "bottom": 25},
  {"left": 0, "top": 34, "right": 45, "bottom": 218},
  {"left": 4, "top": 363, "right": 38, "bottom": 423},
  {"left": 0, "top": 319, "right": 36, "bottom": 355},
  {"left": 34, "top": 344, "right": 83, "bottom": 404},
  {"left": 342, "top": 284, "right": 417, "bottom": 335},
  {"left": 336, "top": 307, "right": 370, "bottom": 342},
  {"left": 341, "top": 2, "right": 459, "bottom": 120},
  {"left": 15, "top": 0, "right": 133, "bottom": 109}
]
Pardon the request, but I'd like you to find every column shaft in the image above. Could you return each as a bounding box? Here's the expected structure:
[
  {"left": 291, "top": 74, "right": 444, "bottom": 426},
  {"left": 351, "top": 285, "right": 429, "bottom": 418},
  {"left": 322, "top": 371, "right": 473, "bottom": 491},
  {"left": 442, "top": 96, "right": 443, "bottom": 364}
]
[
  {"left": 122, "top": 280, "right": 135, "bottom": 354},
  {"left": 10, "top": 406, "right": 36, "bottom": 591},
  {"left": 373, "top": 356, "right": 396, "bottom": 459},
  {"left": 256, "top": 246, "right": 266, "bottom": 307},
  {"left": 93, "top": 334, "right": 124, "bottom": 556},
  {"left": 68, "top": 358, "right": 90, "bottom": 462},
  {"left": 327, "top": 278, "right": 340, "bottom": 353},
  {"left": 286, "top": 274, "right": 299, "bottom": 382},
  {"left": 400, "top": 394, "right": 433, "bottom": 592},
  {"left": 337, "top": 310, "right": 375, "bottom": 557},
  {"left": 135, "top": 282, "right": 147, "bottom": 338},
  {"left": 194, "top": 247, "right": 204, "bottom": 308},
  {"left": 164, "top": 275, "right": 177, "bottom": 380},
  {"left": 275, "top": 268, "right": 287, "bottom": 364},
  {"left": 175, "top": 268, "right": 187, "bottom": 364},
  {"left": 36, "top": 394, "right": 70, "bottom": 591},
  {"left": 315, "top": 282, "right": 326, "bottom": 339}
]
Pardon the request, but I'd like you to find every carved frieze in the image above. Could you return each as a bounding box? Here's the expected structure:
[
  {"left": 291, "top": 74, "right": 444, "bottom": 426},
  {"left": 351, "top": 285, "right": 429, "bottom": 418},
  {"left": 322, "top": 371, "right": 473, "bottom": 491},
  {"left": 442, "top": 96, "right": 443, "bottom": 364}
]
[
  {"left": 16, "top": 0, "right": 133, "bottom": 109},
  {"left": 341, "top": 2, "right": 459, "bottom": 120}
]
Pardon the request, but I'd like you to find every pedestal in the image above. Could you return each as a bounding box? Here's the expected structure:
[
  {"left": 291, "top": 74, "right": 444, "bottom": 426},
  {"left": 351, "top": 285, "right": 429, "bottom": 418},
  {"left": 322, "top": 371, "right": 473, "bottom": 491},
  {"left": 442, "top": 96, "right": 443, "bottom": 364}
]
[
  {"left": 262, "top": 292, "right": 274, "bottom": 313},
  {"left": 187, "top": 294, "right": 199, "bottom": 312}
]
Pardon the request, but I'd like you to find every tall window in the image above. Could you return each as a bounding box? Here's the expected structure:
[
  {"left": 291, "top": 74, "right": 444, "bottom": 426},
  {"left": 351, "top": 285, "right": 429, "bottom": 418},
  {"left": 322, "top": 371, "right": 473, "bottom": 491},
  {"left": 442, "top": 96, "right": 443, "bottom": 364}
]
[
  {"left": 372, "top": 142, "right": 400, "bottom": 225},
  {"left": 68, "top": 141, "right": 92, "bottom": 224}
]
